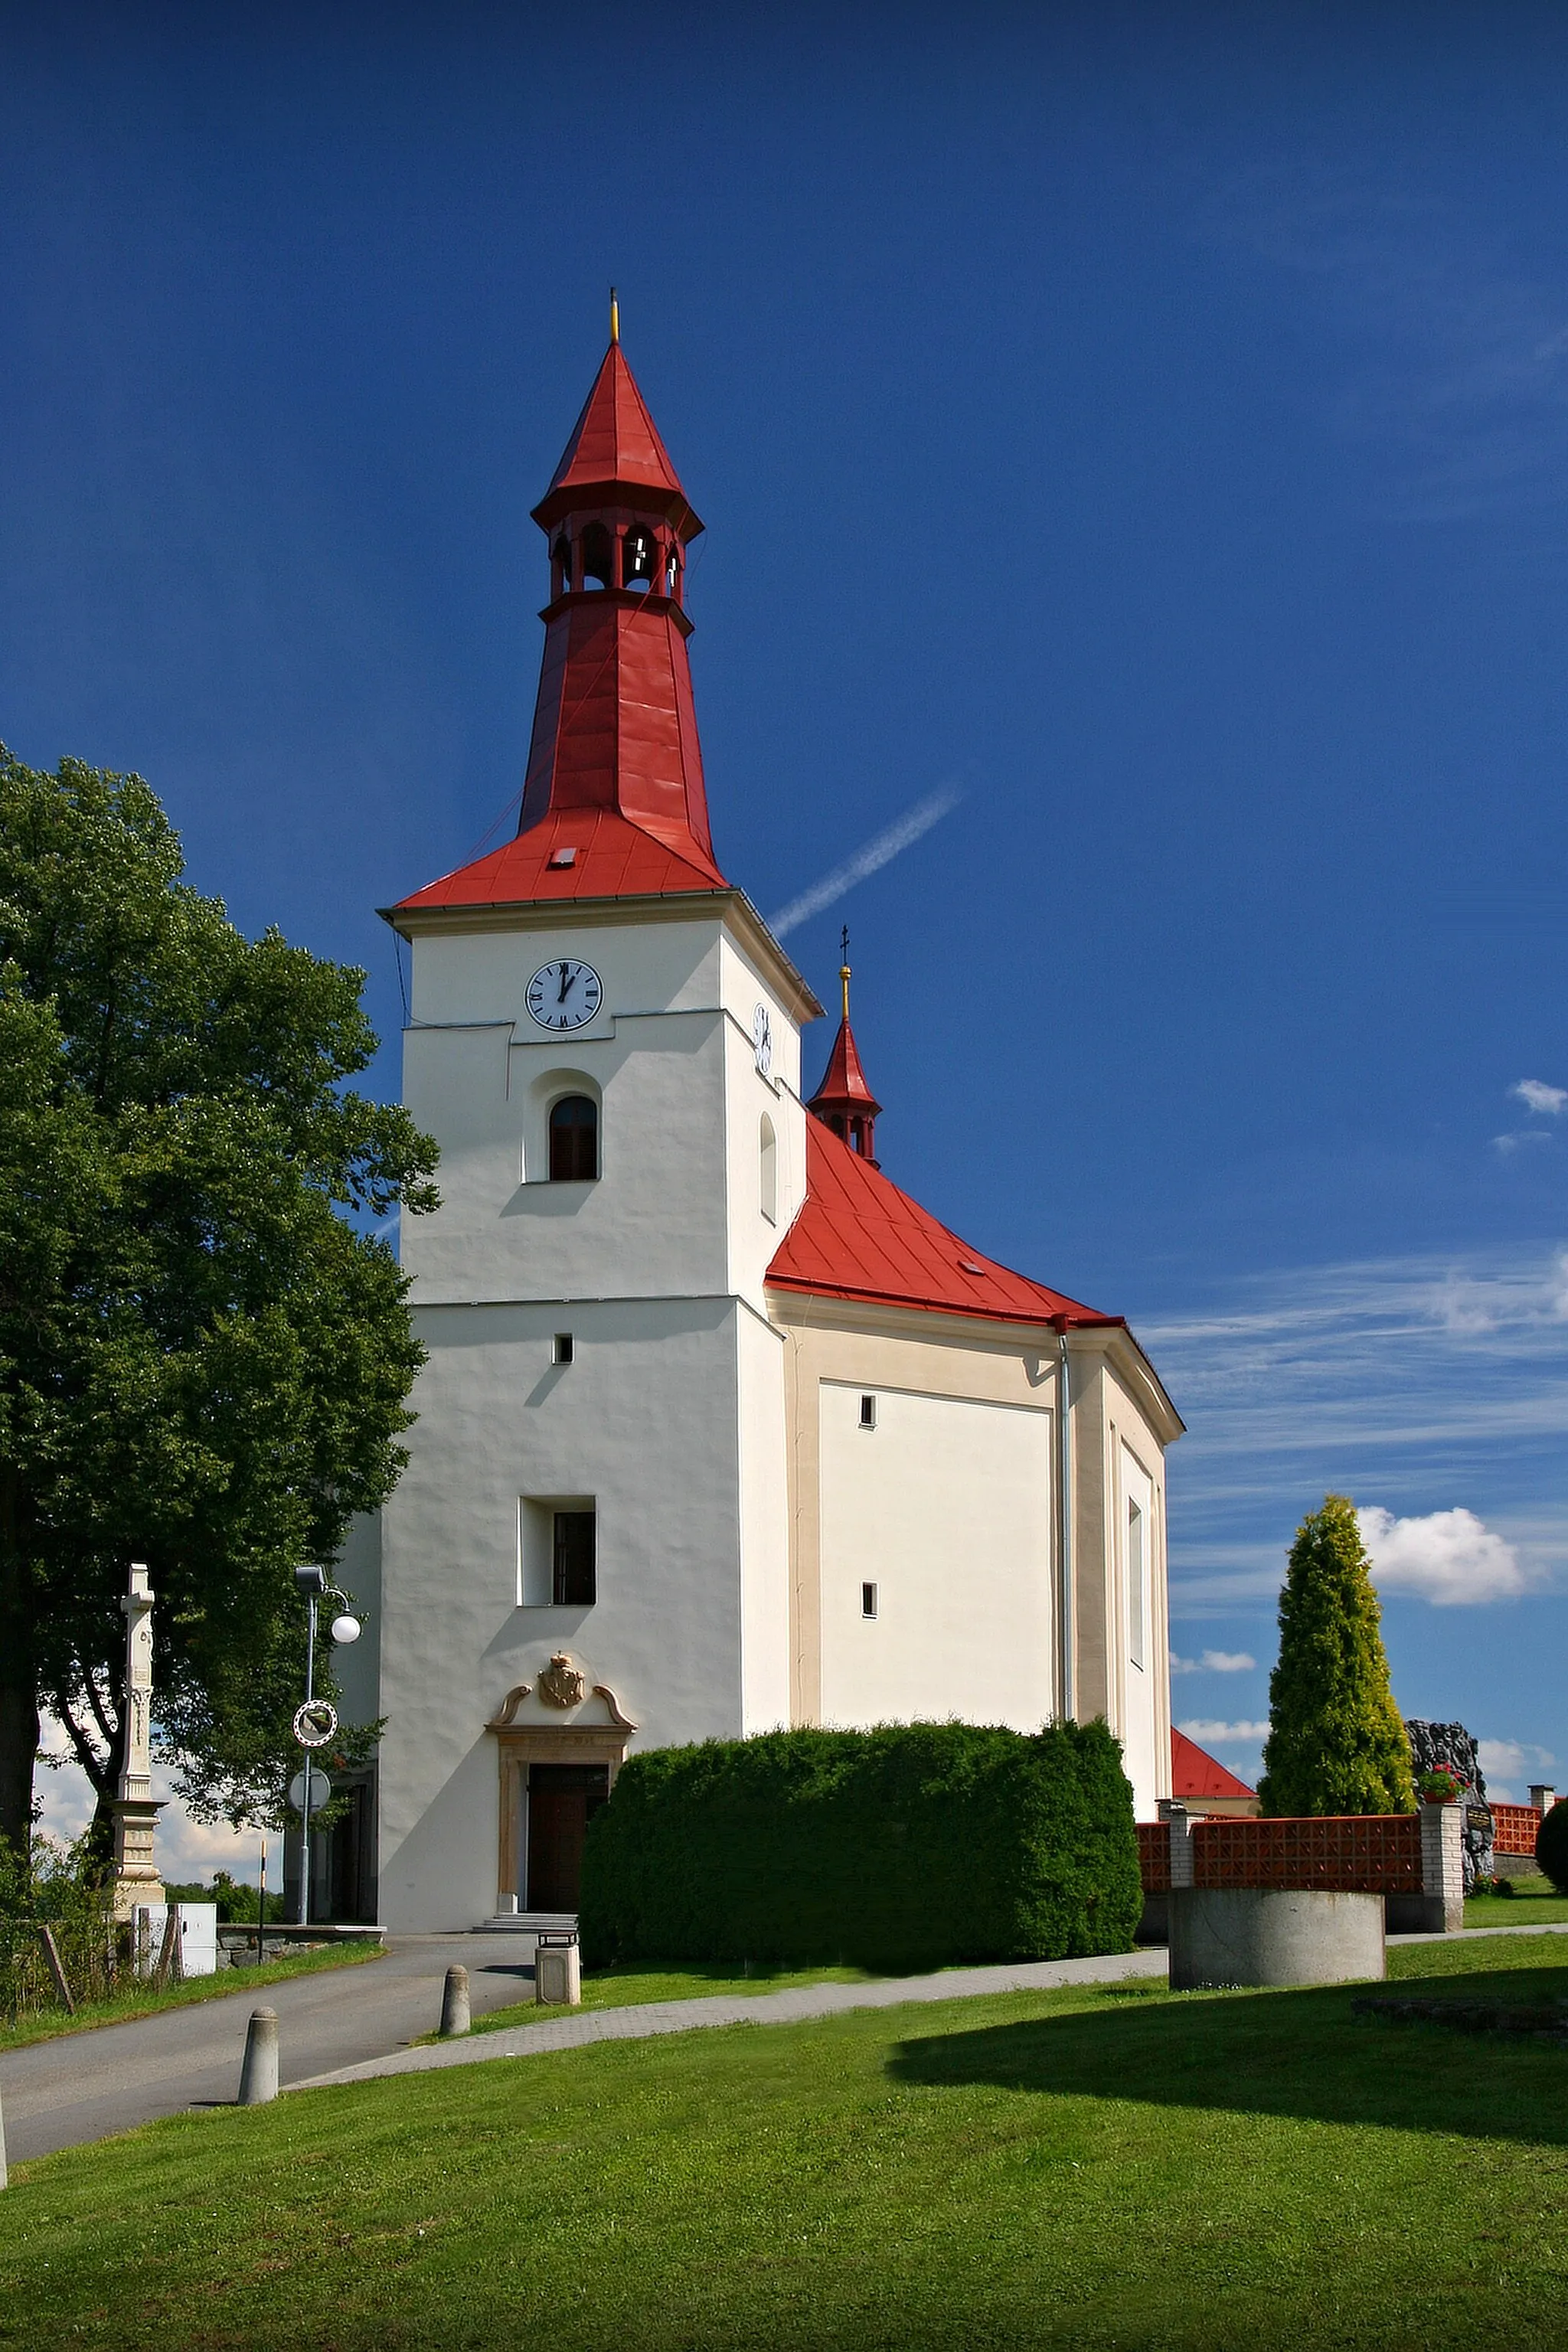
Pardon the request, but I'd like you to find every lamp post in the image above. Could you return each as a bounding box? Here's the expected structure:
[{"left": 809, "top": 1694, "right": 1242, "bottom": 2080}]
[{"left": 292, "top": 1565, "right": 362, "bottom": 1927}]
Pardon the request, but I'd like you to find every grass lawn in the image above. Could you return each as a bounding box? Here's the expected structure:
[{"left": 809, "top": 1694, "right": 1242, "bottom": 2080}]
[
  {"left": 0, "top": 1938, "right": 383, "bottom": 2054},
  {"left": 1464, "top": 1874, "right": 1568, "bottom": 1929},
  {"left": 3, "top": 1932, "right": 1567, "bottom": 2350}
]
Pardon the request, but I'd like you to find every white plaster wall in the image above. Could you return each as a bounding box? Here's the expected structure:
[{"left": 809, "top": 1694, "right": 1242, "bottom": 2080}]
[
  {"left": 737, "top": 1306, "right": 791, "bottom": 1733},
  {"left": 377, "top": 1296, "right": 746, "bottom": 1929},
  {"left": 1115, "top": 1442, "right": 1159, "bottom": 1818},
  {"left": 330, "top": 1511, "right": 384, "bottom": 1731},
  {"left": 817, "top": 1382, "right": 1054, "bottom": 1732}
]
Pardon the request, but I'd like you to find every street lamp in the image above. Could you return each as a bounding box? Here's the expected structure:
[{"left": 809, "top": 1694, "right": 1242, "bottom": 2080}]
[{"left": 292, "top": 1564, "right": 364, "bottom": 1927}]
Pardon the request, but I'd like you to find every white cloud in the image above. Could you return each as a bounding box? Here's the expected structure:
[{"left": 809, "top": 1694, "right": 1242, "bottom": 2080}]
[
  {"left": 35, "top": 1713, "right": 262, "bottom": 1885},
  {"left": 769, "top": 786, "right": 961, "bottom": 939},
  {"left": 1493, "top": 1130, "right": 1553, "bottom": 1155},
  {"left": 1171, "top": 1649, "right": 1256, "bottom": 1674},
  {"left": 1514, "top": 1079, "right": 1568, "bottom": 1116},
  {"left": 1477, "top": 1738, "right": 1556, "bottom": 1786},
  {"left": 1178, "top": 1720, "right": 1270, "bottom": 1744},
  {"left": 1358, "top": 1504, "right": 1528, "bottom": 1605}
]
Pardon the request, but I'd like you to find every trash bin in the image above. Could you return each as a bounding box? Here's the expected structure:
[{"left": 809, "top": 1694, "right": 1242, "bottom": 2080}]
[{"left": 534, "top": 1929, "right": 581, "bottom": 2006}]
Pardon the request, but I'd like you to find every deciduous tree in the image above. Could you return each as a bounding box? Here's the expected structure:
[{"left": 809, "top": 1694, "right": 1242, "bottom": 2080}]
[{"left": 0, "top": 750, "right": 438, "bottom": 1856}]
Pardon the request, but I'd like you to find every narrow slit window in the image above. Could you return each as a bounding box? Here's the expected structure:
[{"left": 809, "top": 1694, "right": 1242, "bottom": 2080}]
[
  {"left": 554, "top": 1333, "right": 573, "bottom": 1365},
  {"left": 553, "top": 1510, "right": 596, "bottom": 1606},
  {"left": 859, "top": 1394, "right": 876, "bottom": 1429},
  {"left": 861, "top": 1582, "right": 878, "bottom": 1619}
]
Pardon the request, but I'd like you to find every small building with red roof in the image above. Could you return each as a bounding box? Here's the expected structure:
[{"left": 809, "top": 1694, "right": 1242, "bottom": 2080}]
[
  {"left": 1171, "top": 1729, "right": 1259, "bottom": 1819},
  {"left": 343, "top": 321, "right": 1184, "bottom": 1931}
]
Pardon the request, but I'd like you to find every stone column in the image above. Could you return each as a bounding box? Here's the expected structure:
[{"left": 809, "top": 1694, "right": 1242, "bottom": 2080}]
[
  {"left": 1529, "top": 1784, "right": 1556, "bottom": 1814},
  {"left": 109, "top": 1563, "right": 165, "bottom": 1920},
  {"left": 1419, "top": 1798, "right": 1464, "bottom": 1934}
]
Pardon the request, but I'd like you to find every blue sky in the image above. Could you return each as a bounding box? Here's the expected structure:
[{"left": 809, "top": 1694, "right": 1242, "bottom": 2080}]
[{"left": 5, "top": 4, "right": 1567, "bottom": 1857}]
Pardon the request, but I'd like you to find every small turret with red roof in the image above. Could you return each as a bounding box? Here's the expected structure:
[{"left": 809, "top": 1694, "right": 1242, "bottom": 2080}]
[{"left": 807, "top": 930, "right": 884, "bottom": 1165}]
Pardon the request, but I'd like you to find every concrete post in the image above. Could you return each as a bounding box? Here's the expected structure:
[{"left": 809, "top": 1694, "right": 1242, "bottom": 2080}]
[
  {"left": 439, "top": 1965, "right": 471, "bottom": 2037},
  {"left": 238, "top": 2007, "right": 280, "bottom": 2105},
  {"left": 1163, "top": 1800, "right": 1194, "bottom": 1889},
  {"left": 1419, "top": 1800, "right": 1465, "bottom": 1933},
  {"left": 1530, "top": 1785, "right": 1555, "bottom": 1815}
]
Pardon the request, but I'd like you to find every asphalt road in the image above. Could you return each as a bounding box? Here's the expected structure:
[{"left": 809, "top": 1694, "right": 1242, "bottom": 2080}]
[{"left": 0, "top": 1933, "right": 537, "bottom": 2163}]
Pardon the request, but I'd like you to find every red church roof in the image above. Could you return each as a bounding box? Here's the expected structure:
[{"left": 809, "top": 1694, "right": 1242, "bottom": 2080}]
[
  {"left": 394, "top": 807, "right": 724, "bottom": 916},
  {"left": 767, "top": 1118, "right": 1122, "bottom": 1330},
  {"left": 532, "top": 341, "right": 699, "bottom": 534},
  {"left": 1171, "top": 1728, "right": 1257, "bottom": 1802}
]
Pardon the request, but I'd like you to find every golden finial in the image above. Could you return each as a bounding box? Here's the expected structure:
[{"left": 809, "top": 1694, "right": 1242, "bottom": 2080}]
[
  {"left": 839, "top": 924, "right": 851, "bottom": 1023},
  {"left": 609, "top": 286, "right": 619, "bottom": 345}
]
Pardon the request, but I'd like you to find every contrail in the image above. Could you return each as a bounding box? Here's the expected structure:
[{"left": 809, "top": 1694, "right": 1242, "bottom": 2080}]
[{"left": 768, "top": 786, "right": 962, "bottom": 939}]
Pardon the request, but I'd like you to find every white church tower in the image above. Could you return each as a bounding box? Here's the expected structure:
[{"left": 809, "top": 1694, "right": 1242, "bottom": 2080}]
[{"left": 337, "top": 328, "right": 1184, "bottom": 1932}]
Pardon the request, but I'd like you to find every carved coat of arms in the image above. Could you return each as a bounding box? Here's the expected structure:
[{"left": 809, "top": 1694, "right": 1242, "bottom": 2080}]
[{"left": 538, "top": 1652, "right": 586, "bottom": 1709}]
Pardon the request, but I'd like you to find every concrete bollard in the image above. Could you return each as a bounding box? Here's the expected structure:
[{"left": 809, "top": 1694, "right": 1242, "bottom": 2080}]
[
  {"left": 238, "top": 2007, "right": 279, "bottom": 2105},
  {"left": 439, "top": 1964, "right": 471, "bottom": 2037}
]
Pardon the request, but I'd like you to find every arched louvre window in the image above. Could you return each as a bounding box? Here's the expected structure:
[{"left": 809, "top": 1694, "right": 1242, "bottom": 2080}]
[{"left": 548, "top": 1095, "right": 598, "bottom": 1181}]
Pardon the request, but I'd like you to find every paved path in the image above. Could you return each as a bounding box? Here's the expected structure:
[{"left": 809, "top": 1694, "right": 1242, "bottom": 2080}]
[
  {"left": 293, "top": 1917, "right": 1568, "bottom": 2095},
  {"left": 296, "top": 1947, "right": 1171, "bottom": 2091},
  {"left": 0, "top": 1934, "right": 537, "bottom": 2162}
]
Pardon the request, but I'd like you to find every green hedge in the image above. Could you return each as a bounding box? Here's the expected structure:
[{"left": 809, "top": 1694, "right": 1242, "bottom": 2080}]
[{"left": 579, "top": 1720, "right": 1141, "bottom": 1974}]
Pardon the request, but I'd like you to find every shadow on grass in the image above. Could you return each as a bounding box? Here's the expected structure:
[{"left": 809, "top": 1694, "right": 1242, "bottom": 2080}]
[{"left": 889, "top": 1962, "right": 1568, "bottom": 2146}]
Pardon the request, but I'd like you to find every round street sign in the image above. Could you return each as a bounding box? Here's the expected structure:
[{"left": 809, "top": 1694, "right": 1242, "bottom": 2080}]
[
  {"left": 288, "top": 1769, "right": 332, "bottom": 1814},
  {"left": 292, "top": 1698, "right": 338, "bottom": 1749}
]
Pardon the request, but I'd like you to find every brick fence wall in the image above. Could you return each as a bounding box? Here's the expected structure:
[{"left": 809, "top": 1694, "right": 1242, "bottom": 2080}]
[
  {"left": 1491, "top": 1802, "right": 1544, "bottom": 1857},
  {"left": 1138, "top": 1813, "right": 1423, "bottom": 1893}
]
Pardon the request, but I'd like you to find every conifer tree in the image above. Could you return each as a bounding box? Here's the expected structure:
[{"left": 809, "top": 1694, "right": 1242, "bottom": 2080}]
[{"left": 1257, "top": 1494, "right": 1416, "bottom": 1818}]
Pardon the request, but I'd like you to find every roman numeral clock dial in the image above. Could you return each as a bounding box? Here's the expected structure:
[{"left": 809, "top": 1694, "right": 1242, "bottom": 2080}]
[{"left": 526, "top": 958, "right": 603, "bottom": 1031}]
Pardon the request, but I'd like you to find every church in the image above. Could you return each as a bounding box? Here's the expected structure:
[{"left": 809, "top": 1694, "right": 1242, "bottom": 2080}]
[{"left": 332, "top": 328, "right": 1183, "bottom": 1932}]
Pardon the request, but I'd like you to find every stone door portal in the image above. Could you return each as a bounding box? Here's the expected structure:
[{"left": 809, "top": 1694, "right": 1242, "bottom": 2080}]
[{"left": 527, "top": 1762, "right": 610, "bottom": 1911}]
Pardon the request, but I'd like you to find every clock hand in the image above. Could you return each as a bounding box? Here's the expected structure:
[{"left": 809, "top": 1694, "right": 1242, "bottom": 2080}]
[{"left": 557, "top": 962, "right": 573, "bottom": 1002}]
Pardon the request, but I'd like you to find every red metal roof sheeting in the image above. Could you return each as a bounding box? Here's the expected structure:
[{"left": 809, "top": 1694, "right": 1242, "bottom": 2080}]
[
  {"left": 1171, "top": 1727, "right": 1257, "bottom": 1802},
  {"left": 532, "top": 343, "right": 697, "bottom": 532},
  {"left": 767, "top": 1118, "right": 1122, "bottom": 1329},
  {"left": 808, "top": 1016, "right": 882, "bottom": 1116},
  {"left": 514, "top": 596, "right": 719, "bottom": 874},
  {"left": 395, "top": 807, "right": 726, "bottom": 913}
]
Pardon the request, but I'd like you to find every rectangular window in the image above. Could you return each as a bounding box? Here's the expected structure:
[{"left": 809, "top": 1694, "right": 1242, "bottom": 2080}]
[
  {"left": 553, "top": 1510, "right": 596, "bottom": 1606},
  {"left": 861, "top": 1581, "right": 878, "bottom": 1619},
  {"left": 1127, "top": 1496, "right": 1145, "bottom": 1671},
  {"left": 554, "top": 1332, "right": 573, "bottom": 1364},
  {"left": 859, "top": 1394, "right": 877, "bottom": 1429}
]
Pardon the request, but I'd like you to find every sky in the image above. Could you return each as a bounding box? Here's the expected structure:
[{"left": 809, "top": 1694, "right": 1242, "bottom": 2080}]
[{"left": 5, "top": 2, "right": 1567, "bottom": 1868}]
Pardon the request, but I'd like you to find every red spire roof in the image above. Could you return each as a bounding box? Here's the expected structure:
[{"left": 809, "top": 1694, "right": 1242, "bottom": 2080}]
[
  {"left": 531, "top": 341, "right": 700, "bottom": 536},
  {"left": 809, "top": 1017, "right": 882, "bottom": 1121},
  {"left": 394, "top": 335, "right": 723, "bottom": 917},
  {"left": 1171, "top": 1729, "right": 1257, "bottom": 1802},
  {"left": 768, "top": 1119, "right": 1122, "bottom": 1330}
]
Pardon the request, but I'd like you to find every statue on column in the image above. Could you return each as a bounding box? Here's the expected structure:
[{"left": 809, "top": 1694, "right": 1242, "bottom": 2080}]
[{"left": 109, "top": 1563, "right": 165, "bottom": 1918}]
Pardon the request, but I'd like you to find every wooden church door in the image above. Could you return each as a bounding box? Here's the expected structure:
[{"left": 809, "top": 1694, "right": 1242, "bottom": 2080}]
[{"left": 527, "top": 1763, "right": 610, "bottom": 1911}]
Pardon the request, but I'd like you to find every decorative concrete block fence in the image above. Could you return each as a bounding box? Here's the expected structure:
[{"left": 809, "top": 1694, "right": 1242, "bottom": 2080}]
[{"left": 1138, "top": 1802, "right": 1465, "bottom": 1984}]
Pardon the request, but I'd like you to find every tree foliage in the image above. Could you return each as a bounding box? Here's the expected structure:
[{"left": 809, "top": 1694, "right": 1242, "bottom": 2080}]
[
  {"left": 1257, "top": 1494, "right": 1415, "bottom": 1818},
  {"left": 0, "top": 750, "right": 439, "bottom": 1855}
]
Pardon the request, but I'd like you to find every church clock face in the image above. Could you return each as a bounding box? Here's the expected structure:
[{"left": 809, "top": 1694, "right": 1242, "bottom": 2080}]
[
  {"left": 753, "top": 1001, "right": 773, "bottom": 1078},
  {"left": 526, "top": 958, "right": 603, "bottom": 1031}
]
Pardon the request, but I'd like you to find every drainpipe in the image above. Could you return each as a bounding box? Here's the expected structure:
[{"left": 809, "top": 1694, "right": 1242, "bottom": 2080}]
[{"left": 1054, "top": 1317, "right": 1075, "bottom": 1723}]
